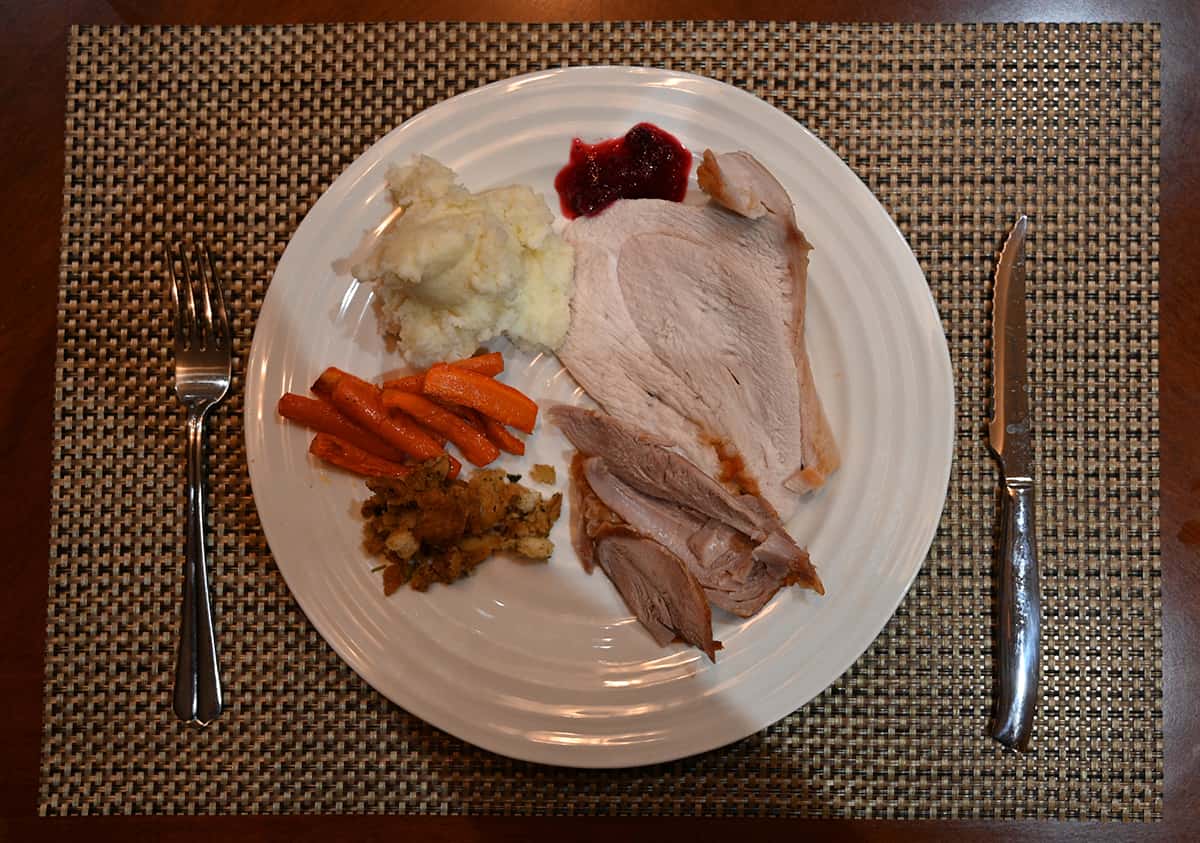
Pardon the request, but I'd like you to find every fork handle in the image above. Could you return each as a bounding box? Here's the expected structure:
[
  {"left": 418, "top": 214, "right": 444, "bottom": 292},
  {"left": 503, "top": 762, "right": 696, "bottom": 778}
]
[{"left": 173, "top": 408, "right": 224, "bottom": 724}]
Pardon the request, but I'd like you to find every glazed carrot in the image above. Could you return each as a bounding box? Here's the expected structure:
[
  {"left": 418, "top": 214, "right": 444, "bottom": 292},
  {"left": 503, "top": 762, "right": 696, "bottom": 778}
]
[
  {"left": 381, "top": 353, "right": 504, "bottom": 392},
  {"left": 422, "top": 364, "right": 538, "bottom": 434},
  {"left": 450, "top": 351, "right": 504, "bottom": 376},
  {"left": 383, "top": 390, "right": 500, "bottom": 467},
  {"left": 432, "top": 401, "right": 499, "bottom": 446},
  {"left": 381, "top": 409, "right": 448, "bottom": 447},
  {"left": 308, "top": 433, "right": 412, "bottom": 480},
  {"left": 311, "top": 366, "right": 376, "bottom": 398},
  {"left": 435, "top": 400, "right": 485, "bottom": 427},
  {"left": 417, "top": 424, "right": 449, "bottom": 447},
  {"left": 381, "top": 374, "right": 425, "bottom": 393},
  {"left": 481, "top": 416, "right": 526, "bottom": 456},
  {"left": 278, "top": 393, "right": 407, "bottom": 462},
  {"left": 331, "top": 375, "right": 461, "bottom": 477}
]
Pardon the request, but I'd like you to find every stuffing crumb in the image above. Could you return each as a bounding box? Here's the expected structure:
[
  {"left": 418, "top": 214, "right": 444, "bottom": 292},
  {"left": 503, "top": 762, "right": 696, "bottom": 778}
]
[{"left": 529, "top": 464, "right": 556, "bottom": 485}]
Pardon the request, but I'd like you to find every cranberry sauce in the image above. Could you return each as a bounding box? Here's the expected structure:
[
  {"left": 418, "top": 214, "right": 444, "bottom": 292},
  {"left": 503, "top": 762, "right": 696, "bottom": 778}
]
[{"left": 554, "top": 123, "right": 692, "bottom": 219}]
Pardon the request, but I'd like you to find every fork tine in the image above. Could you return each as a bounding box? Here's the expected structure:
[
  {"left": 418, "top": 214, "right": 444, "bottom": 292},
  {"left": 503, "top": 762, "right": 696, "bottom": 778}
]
[
  {"left": 167, "top": 245, "right": 182, "bottom": 342},
  {"left": 180, "top": 245, "right": 204, "bottom": 347},
  {"left": 204, "top": 246, "right": 231, "bottom": 348},
  {"left": 194, "top": 244, "right": 215, "bottom": 347},
  {"left": 167, "top": 244, "right": 193, "bottom": 347}
]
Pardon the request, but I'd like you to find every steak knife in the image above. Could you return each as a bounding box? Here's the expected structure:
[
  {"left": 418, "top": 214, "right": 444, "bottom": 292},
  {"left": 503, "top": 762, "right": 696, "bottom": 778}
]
[{"left": 987, "top": 214, "right": 1041, "bottom": 751}]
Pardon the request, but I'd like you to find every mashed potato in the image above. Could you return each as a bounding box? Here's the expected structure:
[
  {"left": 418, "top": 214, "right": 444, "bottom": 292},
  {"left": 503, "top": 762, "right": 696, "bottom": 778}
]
[{"left": 353, "top": 155, "right": 574, "bottom": 366}]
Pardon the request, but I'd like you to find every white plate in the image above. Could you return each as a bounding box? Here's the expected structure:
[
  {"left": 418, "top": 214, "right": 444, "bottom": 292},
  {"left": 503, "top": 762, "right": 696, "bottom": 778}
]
[{"left": 245, "top": 67, "right": 954, "bottom": 767}]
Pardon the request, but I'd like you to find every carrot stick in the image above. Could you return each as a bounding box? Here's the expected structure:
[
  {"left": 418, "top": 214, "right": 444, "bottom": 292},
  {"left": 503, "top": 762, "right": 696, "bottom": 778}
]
[
  {"left": 450, "top": 351, "right": 504, "bottom": 376},
  {"left": 419, "top": 425, "right": 449, "bottom": 447},
  {"left": 331, "top": 375, "right": 461, "bottom": 477},
  {"left": 422, "top": 364, "right": 539, "bottom": 434},
  {"left": 309, "top": 433, "right": 412, "bottom": 480},
  {"left": 381, "top": 374, "right": 425, "bottom": 393},
  {"left": 278, "top": 393, "right": 407, "bottom": 462},
  {"left": 383, "top": 390, "right": 500, "bottom": 467},
  {"left": 382, "top": 409, "right": 448, "bottom": 447},
  {"left": 435, "top": 401, "right": 484, "bottom": 427},
  {"left": 481, "top": 416, "right": 526, "bottom": 456},
  {"left": 432, "top": 401, "right": 499, "bottom": 446},
  {"left": 381, "top": 353, "right": 504, "bottom": 393},
  {"left": 311, "top": 366, "right": 376, "bottom": 398}
]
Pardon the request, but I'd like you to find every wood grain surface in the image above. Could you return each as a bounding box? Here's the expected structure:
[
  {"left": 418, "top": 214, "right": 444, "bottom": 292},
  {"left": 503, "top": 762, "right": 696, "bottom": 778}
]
[{"left": 1, "top": 1, "right": 1196, "bottom": 840}]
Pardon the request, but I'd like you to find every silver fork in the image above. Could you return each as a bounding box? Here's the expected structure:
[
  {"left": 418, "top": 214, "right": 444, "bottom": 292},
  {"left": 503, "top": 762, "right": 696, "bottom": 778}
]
[{"left": 167, "top": 242, "right": 230, "bottom": 725}]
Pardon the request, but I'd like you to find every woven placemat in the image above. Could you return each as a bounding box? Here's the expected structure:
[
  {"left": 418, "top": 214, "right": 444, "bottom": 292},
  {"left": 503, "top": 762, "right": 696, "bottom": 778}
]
[{"left": 40, "top": 22, "right": 1161, "bottom": 819}]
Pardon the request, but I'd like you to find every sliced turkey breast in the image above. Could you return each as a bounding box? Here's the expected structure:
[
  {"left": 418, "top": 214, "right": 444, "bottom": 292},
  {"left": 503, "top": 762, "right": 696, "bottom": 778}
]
[
  {"left": 699, "top": 150, "right": 840, "bottom": 495},
  {"left": 556, "top": 148, "right": 839, "bottom": 518}
]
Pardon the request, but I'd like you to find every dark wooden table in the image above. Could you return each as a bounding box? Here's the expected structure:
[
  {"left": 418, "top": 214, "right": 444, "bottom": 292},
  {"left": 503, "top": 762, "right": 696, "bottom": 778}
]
[{"left": 2, "top": 2, "right": 1196, "bottom": 840}]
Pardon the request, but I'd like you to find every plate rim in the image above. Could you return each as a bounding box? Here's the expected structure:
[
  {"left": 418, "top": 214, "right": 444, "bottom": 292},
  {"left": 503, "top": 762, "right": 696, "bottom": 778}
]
[{"left": 244, "top": 65, "right": 956, "bottom": 768}]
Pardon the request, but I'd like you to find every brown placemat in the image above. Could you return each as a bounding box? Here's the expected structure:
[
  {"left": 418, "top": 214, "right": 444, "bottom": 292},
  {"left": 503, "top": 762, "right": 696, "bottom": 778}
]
[{"left": 40, "top": 22, "right": 1161, "bottom": 819}]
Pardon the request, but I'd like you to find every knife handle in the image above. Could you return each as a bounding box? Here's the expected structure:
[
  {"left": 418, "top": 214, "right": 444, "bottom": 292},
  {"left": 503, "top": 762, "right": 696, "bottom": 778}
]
[{"left": 990, "top": 477, "right": 1041, "bottom": 751}]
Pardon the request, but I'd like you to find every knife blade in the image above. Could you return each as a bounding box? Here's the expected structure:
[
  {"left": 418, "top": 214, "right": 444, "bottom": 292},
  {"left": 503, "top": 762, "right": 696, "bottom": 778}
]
[{"left": 987, "top": 214, "right": 1041, "bottom": 751}]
